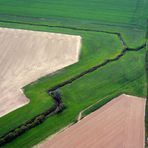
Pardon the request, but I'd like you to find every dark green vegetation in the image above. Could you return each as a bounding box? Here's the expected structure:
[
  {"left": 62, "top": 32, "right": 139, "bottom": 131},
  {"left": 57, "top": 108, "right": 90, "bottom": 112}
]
[{"left": 0, "top": 0, "right": 148, "bottom": 147}]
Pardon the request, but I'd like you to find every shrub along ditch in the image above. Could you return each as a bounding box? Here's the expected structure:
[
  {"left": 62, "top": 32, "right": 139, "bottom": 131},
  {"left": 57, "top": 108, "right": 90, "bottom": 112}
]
[{"left": 0, "top": 90, "right": 64, "bottom": 146}]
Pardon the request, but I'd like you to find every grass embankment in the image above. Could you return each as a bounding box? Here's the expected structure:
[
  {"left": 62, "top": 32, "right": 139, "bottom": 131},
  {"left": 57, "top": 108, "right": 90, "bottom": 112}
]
[{"left": 3, "top": 46, "right": 146, "bottom": 148}]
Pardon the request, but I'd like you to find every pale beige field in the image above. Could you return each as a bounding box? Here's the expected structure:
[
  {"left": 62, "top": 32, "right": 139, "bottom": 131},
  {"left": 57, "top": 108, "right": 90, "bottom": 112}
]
[
  {"left": 38, "top": 94, "right": 146, "bottom": 148},
  {"left": 0, "top": 27, "right": 81, "bottom": 117}
]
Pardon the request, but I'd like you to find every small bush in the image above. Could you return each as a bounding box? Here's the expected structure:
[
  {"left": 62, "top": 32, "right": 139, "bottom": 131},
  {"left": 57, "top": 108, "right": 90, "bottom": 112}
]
[
  {"left": 14, "top": 128, "right": 21, "bottom": 136},
  {"left": 4, "top": 132, "right": 15, "bottom": 142},
  {"left": 20, "top": 125, "right": 28, "bottom": 132},
  {"left": 0, "top": 138, "right": 5, "bottom": 145},
  {"left": 36, "top": 115, "right": 45, "bottom": 123}
]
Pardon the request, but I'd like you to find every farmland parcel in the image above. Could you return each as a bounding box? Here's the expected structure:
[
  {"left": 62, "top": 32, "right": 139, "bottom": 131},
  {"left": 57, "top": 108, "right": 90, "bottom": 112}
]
[{"left": 38, "top": 94, "right": 146, "bottom": 148}]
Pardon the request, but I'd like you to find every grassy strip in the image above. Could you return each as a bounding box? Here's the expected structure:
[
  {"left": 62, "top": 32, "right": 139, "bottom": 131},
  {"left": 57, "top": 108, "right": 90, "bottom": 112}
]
[
  {"left": 0, "top": 19, "right": 119, "bottom": 35},
  {"left": 0, "top": 14, "right": 144, "bottom": 30}
]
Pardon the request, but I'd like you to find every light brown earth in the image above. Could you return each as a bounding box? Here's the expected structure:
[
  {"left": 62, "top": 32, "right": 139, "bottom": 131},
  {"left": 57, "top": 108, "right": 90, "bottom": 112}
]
[
  {"left": 0, "top": 27, "right": 81, "bottom": 117},
  {"left": 38, "top": 94, "right": 146, "bottom": 148}
]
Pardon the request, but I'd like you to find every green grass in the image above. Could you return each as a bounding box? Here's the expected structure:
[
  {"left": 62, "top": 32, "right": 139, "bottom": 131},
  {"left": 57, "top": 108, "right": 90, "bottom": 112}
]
[
  {"left": 2, "top": 47, "right": 146, "bottom": 148},
  {"left": 0, "top": 0, "right": 147, "bottom": 28}
]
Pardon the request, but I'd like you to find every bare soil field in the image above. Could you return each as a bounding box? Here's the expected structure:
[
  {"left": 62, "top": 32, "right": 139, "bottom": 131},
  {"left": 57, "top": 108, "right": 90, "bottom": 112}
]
[
  {"left": 38, "top": 94, "right": 146, "bottom": 148},
  {"left": 0, "top": 27, "right": 81, "bottom": 117}
]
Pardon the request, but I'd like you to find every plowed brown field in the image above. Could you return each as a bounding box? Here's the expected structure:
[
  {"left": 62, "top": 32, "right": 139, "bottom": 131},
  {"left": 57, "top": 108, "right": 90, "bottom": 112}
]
[
  {"left": 38, "top": 94, "right": 146, "bottom": 148},
  {"left": 0, "top": 27, "right": 81, "bottom": 117}
]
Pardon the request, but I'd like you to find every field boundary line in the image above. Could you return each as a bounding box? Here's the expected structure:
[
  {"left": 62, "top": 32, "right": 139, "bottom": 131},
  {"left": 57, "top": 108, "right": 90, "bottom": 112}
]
[{"left": 77, "top": 94, "right": 112, "bottom": 121}]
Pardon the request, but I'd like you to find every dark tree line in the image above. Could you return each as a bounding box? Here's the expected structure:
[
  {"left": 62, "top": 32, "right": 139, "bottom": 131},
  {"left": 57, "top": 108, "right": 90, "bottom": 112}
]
[{"left": 0, "top": 89, "right": 64, "bottom": 146}]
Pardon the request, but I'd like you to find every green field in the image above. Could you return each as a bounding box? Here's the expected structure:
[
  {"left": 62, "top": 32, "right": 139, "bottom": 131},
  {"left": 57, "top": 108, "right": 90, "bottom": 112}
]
[
  {"left": 0, "top": 0, "right": 147, "bottom": 28},
  {"left": 0, "top": 0, "right": 148, "bottom": 147}
]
